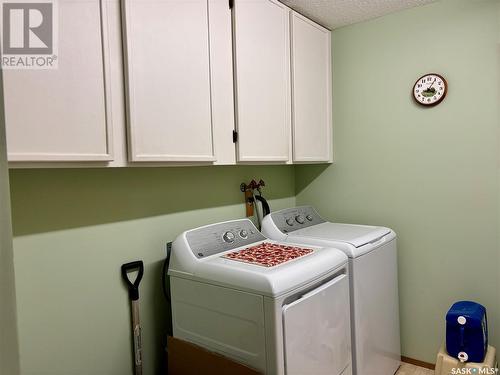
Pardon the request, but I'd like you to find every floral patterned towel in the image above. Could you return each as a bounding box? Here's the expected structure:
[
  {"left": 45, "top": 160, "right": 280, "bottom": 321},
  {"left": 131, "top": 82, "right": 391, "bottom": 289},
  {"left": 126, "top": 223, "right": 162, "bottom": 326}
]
[{"left": 223, "top": 242, "right": 313, "bottom": 267}]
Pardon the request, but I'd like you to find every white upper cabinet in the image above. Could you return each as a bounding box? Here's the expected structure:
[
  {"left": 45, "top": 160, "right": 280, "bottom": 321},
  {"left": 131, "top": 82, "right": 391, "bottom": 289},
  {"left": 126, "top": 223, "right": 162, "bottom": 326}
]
[
  {"left": 122, "top": 0, "right": 215, "bottom": 162},
  {"left": 4, "top": 0, "right": 113, "bottom": 162},
  {"left": 291, "top": 11, "right": 332, "bottom": 163},
  {"left": 232, "top": 0, "right": 291, "bottom": 163},
  {"left": 3, "top": 0, "right": 331, "bottom": 167}
]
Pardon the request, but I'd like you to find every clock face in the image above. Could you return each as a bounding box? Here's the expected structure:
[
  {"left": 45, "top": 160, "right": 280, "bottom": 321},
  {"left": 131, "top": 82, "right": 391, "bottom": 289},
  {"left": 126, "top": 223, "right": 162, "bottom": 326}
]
[{"left": 413, "top": 73, "right": 447, "bottom": 106}]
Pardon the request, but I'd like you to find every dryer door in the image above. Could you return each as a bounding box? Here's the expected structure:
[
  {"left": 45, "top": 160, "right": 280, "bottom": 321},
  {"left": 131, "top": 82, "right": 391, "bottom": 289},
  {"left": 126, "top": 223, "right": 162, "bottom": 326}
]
[{"left": 282, "top": 274, "right": 351, "bottom": 375}]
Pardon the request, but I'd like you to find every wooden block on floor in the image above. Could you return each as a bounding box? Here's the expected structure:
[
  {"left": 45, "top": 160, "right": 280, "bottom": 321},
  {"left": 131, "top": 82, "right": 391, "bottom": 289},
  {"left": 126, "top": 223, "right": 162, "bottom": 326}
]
[
  {"left": 167, "top": 336, "right": 261, "bottom": 375},
  {"left": 397, "top": 363, "right": 435, "bottom": 375}
]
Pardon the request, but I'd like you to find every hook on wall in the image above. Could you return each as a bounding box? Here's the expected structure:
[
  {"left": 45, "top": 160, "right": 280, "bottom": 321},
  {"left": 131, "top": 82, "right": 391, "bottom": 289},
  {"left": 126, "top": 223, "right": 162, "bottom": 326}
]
[{"left": 240, "top": 179, "right": 266, "bottom": 217}]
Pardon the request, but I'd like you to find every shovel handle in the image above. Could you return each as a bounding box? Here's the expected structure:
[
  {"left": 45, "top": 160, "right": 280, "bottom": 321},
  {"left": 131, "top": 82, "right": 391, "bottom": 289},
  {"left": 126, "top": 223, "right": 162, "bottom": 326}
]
[
  {"left": 121, "top": 261, "right": 144, "bottom": 301},
  {"left": 131, "top": 300, "right": 142, "bottom": 375}
]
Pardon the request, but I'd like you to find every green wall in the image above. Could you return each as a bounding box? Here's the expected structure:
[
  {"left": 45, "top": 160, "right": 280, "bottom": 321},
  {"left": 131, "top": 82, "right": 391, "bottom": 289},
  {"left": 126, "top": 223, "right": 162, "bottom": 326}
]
[
  {"left": 9, "top": 166, "right": 295, "bottom": 375},
  {"left": 296, "top": 0, "right": 500, "bottom": 363}
]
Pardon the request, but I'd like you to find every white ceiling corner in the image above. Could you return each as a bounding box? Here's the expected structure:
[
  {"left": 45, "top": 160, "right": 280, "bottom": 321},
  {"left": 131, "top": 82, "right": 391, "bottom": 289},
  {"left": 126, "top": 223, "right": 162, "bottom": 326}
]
[{"left": 280, "top": 0, "right": 438, "bottom": 29}]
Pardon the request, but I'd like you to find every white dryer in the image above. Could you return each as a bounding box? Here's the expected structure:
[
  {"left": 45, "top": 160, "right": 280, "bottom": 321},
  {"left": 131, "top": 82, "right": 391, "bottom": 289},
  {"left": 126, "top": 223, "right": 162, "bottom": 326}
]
[
  {"left": 262, "top": 206, "right": 401, "bottom": 375},
  {"left": 169, "top": 218, "right": 352, "bottom": 375}
]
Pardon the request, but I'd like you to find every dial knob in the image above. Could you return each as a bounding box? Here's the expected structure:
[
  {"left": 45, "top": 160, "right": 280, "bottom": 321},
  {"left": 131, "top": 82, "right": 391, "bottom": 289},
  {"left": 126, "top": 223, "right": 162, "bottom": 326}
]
[
  {"left": 222, "top": 231, "right": 235, "bottom": 243},
  {"left": 239, "top": 230, "right": 248, "bottom": 239},
  {"left": 295, "top": 215, "right": 305, "bottom": 224},
  {"left": 306, "top": 215, "right": 313, "bottom": 221},
  {"left": 286, "top": 218, "right": 294, "bottom": 226}
]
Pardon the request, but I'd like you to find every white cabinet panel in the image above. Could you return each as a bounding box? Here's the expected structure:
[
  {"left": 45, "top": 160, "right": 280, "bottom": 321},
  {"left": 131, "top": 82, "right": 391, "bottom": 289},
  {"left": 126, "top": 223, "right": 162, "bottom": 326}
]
[
  {"left": 209, "top": 0, "right": 236, "bottom": 165},
  {"left": 122, "top": 0, "right": 215, "bottom": 162},
  {"left": 291, "top": 12, "right": 332, "bottom": 163},
  {"left": 4, "top": 0, "right": 113, "bottom": 162},
  {"left": 233, "top": 0, "right": 291, "bottom": 162}
]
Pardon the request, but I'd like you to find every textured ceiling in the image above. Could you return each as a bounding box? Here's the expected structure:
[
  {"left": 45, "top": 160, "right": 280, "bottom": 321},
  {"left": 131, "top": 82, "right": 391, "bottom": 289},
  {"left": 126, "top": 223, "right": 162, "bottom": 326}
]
[{"left": 280, "top": 0, "right": 437, "bottom": 29}]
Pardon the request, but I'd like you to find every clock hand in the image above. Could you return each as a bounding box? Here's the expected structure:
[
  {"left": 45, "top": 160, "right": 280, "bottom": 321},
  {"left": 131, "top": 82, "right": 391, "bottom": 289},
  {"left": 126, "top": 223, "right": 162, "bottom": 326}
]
[{"left": 427, "top": 78, "right": 436, "bottom": 91}]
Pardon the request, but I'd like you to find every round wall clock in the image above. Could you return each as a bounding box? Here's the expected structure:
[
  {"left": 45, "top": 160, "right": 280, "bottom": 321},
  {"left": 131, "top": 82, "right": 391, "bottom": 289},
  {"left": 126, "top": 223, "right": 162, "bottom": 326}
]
[{"left": 412, "top": 73, "right": 447, "bottom": 106}]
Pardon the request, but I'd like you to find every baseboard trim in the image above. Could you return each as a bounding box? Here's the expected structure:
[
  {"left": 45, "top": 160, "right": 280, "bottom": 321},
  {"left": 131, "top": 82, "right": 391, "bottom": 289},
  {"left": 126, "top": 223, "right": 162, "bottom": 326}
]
[{"left": 401, "top": 355, "right": 436, "bottom": 370}]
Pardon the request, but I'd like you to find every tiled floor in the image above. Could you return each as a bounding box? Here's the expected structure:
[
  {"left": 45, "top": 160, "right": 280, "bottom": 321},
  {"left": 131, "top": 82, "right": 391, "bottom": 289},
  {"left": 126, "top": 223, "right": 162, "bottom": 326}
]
[{"left": 396, "top": 363, "right": 435, "bottom": 375}]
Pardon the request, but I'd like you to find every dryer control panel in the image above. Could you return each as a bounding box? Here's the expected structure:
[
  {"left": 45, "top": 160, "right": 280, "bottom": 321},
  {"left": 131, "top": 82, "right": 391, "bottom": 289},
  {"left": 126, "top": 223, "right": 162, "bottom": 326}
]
[
  {"left": 186, "top": 219, "right": 266, "bottom": 258},
  {"left": 270, "top": 206, "right": 325, "bottom": 234}
]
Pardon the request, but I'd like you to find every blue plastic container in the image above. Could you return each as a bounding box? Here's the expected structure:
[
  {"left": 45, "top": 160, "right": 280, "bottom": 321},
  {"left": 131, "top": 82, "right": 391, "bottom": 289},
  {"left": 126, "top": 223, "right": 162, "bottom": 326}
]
[{"left": 446, "top": 301, "right": 488, "bottom": 363}]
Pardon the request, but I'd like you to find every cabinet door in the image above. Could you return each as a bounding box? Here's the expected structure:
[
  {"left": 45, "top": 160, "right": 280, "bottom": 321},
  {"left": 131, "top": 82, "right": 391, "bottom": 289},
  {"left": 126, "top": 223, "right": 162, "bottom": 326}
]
[
  {"left": 122, "top": 0, "right": 215, "bottom": 162},
  {"left": 233, "top": 0, "right": 290, "bottom": 162},
  {"left": 291, "top": 12, "right": 332, "bottom": 162},
  {"left": 4, "top": 0, "right": 113, "bottom": 162},
  {"left": 209, "top": 0, "right": 236, "bottom": 165}
]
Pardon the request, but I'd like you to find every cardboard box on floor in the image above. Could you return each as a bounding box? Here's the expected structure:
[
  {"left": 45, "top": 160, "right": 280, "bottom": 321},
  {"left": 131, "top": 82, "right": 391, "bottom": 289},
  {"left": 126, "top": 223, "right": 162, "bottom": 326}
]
[{"left": 167, "top": 336, "right": 262, "bottom": 375}]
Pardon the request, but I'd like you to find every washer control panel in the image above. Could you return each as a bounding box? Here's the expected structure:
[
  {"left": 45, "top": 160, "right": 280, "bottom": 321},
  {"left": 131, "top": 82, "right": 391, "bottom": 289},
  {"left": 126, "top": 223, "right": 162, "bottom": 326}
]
[
  {"left": 270, "top": 206, "right": 325, "bottom": 233},
  {"left": 186, "top": 219, "right": 266, "bottom": 258}
]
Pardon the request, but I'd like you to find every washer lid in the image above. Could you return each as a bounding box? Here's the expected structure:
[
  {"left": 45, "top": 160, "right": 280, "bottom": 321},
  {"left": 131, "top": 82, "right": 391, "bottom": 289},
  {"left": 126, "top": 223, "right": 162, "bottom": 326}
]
[
  {"left": 291, "top": 222, "right": 391, "bottom": 248},
  {"left": 204, "top": 242, "right": 347, "bottom": 296}
]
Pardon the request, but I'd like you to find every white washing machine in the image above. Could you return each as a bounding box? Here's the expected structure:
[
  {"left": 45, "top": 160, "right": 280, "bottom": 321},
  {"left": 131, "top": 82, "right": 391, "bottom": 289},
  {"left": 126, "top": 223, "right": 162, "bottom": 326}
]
[
  {"left": 168, "top": 218, "right": 352, "bottom": 375},
  {"left": 262, "top": 206, "right": 401, "bottom": 375}
]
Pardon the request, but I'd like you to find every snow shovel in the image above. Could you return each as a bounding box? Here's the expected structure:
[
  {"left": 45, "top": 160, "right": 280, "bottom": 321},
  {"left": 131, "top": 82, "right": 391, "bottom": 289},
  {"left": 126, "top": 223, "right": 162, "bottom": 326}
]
[{"left": 121, "top": 260, "right": 144, "bottom": 375}]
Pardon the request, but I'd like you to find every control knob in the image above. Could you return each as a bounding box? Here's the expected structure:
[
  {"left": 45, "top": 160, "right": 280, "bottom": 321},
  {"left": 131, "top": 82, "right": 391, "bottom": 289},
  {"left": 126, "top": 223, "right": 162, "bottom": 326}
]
[
  {"left": 239, "top": 230, "right": 248, "bottom": 239},
  {"left": 295, "top": 215, "right": 305, "bottom": 224},
  {"left": 306, "top": 215, "right": 313, "bottom": 221},
  {"left": 286, "top": 218, "right": 294, "bottom": 226},
  {"left": 223, "top": 231, "right": 235, "bottom": 243}
]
